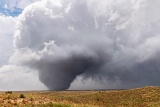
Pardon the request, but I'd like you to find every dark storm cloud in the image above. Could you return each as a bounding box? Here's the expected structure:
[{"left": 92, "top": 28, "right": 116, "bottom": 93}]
[
  {"left": 37, "top": 51, "right": 107, "bottom": 90},
  {"left": 10, "top": 0, "right": 160, "bottom": 90}
]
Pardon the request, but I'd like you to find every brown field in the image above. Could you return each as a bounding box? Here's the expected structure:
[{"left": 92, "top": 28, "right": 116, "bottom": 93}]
[{"left": 0, "top": 86, "right": 160, "bottom": 107}]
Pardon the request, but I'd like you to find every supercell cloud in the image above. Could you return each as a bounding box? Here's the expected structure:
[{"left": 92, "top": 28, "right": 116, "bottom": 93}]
[{"left": 7, "top": 0, "right": 160, "bottom": 90}]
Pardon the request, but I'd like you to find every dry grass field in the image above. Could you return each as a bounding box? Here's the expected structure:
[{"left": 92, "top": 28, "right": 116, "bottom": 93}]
[{"left": 0, "top": 86, "right": 160, "bottom": 107}]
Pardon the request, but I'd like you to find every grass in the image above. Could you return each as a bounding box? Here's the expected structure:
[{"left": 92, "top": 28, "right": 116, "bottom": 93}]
[
  {"left": 24, "top": 102, "right": 72, "bottom": 107},
  {"left": 0, "top": 86, "right": 160, "bottom": 107}
]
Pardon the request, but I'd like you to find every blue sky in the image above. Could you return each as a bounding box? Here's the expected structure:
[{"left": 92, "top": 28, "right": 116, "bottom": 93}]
[
  {"left": 0, "top": 7, "right": 23, "bottom": 16},
  {"left": 0, "top": 0, "right": 22, "bottom": 16}
]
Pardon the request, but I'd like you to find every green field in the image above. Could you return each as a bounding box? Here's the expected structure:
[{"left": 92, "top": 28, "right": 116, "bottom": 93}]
[{"left": 1, "top": 86, "right": 160, "bottom": 107}]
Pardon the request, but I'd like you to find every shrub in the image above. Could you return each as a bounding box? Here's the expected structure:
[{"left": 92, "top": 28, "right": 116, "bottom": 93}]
[
  {"left": 20, "top": 94, "right": 25, "bottom": 98},
  {"left": 7, "top": 96, "right": 11, "bottom": 99},
  {"left": 5, "top": 91, "right": 12, "bottom": 94}
]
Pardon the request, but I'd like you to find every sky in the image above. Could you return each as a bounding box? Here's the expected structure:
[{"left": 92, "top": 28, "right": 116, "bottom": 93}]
[{"left": 0, "top": 0, "right": 160, "bottom": 91}]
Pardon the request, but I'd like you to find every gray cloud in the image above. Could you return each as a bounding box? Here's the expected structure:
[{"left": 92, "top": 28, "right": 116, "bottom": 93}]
[
  {"left": 11, "top": 0, "right": 160, "bottom": 90},
  {"left": 0, "top": 65, "right": 46, "bottom": 91},
  {"left": 0, "top": 15, "right": 16, "bottom": 66}
]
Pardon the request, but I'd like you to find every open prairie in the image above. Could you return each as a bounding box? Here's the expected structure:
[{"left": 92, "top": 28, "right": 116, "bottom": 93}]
[{"left": 0, "top": 86, "right": 160, "bottom": 107}]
